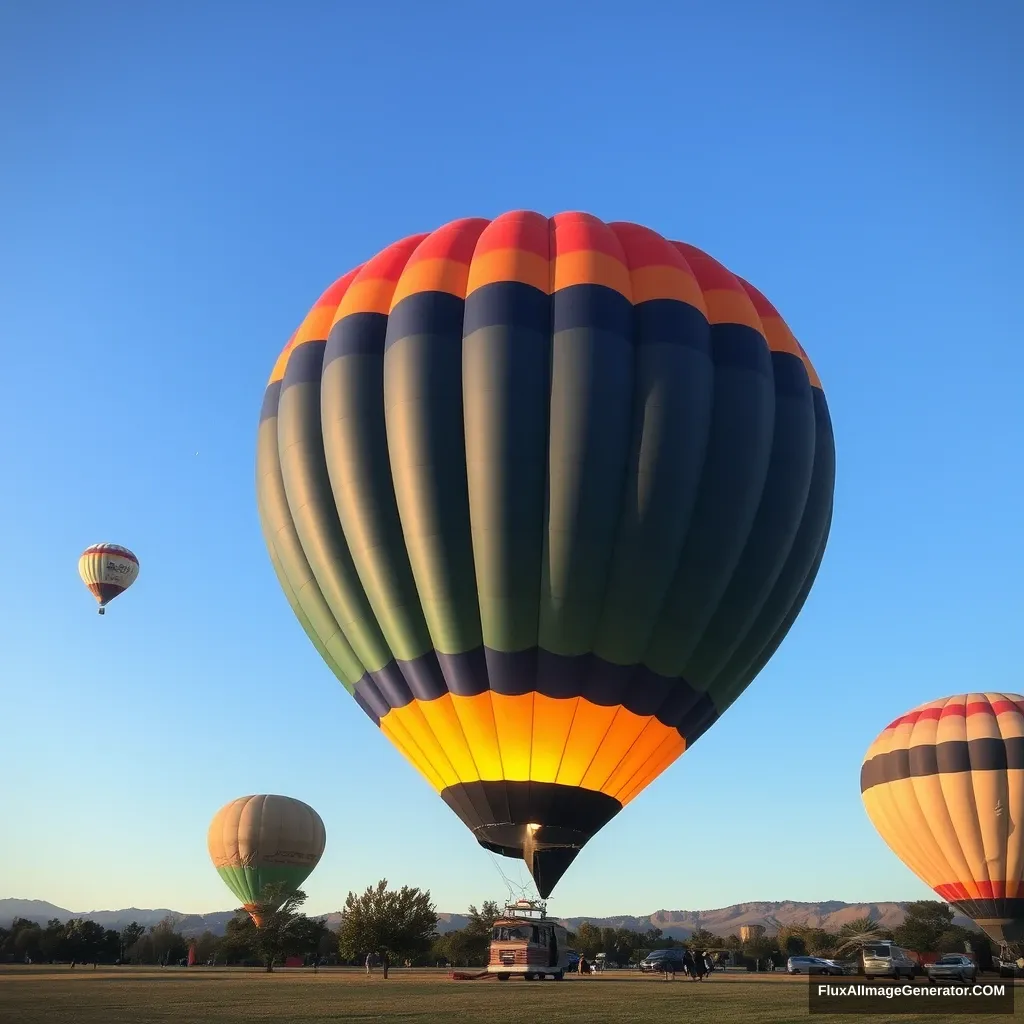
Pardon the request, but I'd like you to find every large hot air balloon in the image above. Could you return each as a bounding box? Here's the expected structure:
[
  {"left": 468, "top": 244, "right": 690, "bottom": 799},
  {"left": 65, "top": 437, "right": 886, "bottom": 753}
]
[
  {"left": 78, "top": 543, "right": 139, "bottom": 614},
  {"left": 207, "top": 794, "right": 326, "bottom": 927},
  {"left": 862, "top": 693, "right": 1024, "bottom": 946},
  {"left": 256, "top": 211, "right": 835, "bottom": 897}
]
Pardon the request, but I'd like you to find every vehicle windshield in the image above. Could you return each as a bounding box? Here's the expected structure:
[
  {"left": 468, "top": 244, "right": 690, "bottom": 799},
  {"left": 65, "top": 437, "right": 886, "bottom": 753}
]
[
  {"left": 862, "top": 945, "right": 891, "bottom": 958},
  {"left": 492, "top": 926, "right": 530, "bottom": 942},
  {"left": 935, "top": 956, "right": 961, "bottom": 965}
]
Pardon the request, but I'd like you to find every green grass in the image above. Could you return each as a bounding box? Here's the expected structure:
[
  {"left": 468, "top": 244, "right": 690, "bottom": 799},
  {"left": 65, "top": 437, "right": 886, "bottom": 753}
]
[{"left": 0, "top": 966, "right": 1019, "bottom": 1023}]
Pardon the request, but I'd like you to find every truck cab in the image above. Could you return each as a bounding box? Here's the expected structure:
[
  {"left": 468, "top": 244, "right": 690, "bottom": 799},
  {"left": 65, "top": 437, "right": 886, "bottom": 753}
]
[{"left": 487, "top": 899, "right": 571, "bottom": 980}]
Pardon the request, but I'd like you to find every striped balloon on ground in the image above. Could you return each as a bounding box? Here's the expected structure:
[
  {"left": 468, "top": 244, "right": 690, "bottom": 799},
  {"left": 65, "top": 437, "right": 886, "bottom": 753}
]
[
  {"left": 207, "top": 795, "right": 326, "bottom": 927},
  {"left": 861, "top": 693, "right": 1024, "bottom": 946},
  {"left": 78, "top": 543, "right": 139, "bottom": 615},
  {"left": 256, "top": 211, "right": 835, "bottom": 897}
]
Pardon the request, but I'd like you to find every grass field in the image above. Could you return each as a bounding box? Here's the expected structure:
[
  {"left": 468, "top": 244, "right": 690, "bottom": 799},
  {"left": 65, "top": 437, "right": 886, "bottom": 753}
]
[{"left": 1, "top": 966, "right": 1020, "bottom": 1023}]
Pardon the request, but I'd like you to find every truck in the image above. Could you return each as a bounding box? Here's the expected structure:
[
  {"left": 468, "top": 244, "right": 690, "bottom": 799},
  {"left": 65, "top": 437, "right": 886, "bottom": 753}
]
[{"left": 487, "top": 899, "right": 572, "bottom": 980}]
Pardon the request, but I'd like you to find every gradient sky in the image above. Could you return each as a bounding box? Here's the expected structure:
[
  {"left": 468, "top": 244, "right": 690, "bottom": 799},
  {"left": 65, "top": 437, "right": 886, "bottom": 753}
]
[{"left": 1, "top": 1, "right": 1021, "bottom": 921}]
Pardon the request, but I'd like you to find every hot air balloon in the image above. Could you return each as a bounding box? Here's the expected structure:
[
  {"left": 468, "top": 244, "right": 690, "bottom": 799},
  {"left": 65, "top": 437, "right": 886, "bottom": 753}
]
[
  {"left": 862, "top": 693, "right": 1024, "bottom": 946},
  {"left": 256, "top": 211, "right": 835, "bottom": 897},
  {"left": 207, "top": 794, "right": 326, "bottom": 927},
  {"left": 78, "top": 543, "right": 139, "bottom": 614}
]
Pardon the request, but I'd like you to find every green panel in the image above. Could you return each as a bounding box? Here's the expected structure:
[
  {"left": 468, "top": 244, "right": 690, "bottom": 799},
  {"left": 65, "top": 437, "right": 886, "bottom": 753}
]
[
  {"left": 257, "top": 499, "right": 353, "bottom": 692},
  {"left": 462, "top": 316, "right": 550, "bottom": 653},
  {"left": 539, "top": 322, "right": 634, "bottom": 656},
  {"left": 383, "top": 302, "right": 482, "bottom": 655},
  {"left": 216, "top": 863, "right": 315, "bottom": 909},
  {"left": 321, "top": 341, "right": 434, "bottom": 662},
  {"left": 642, "top": 331, "right": 775, "bottom": 680},
  {"left": 593, "top": 333, "right": 714, "bottom": 665},
  {"left": 256, "top": 414, "right": 365, "bottom": 688},
  {"left": 277, "top": 374, "right": 394, "bottom": 674}
]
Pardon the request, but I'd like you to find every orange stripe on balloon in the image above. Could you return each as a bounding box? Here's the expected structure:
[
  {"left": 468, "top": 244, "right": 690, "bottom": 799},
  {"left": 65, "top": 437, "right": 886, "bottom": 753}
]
[
  {"left": 552, "top": 213, "right": 631, "bottom": 299},
  {"left": 737, "top": 277, "right": 822, "bottom": 388},
  {"left": 330, "top": 234, "right": 428, "bottom": 322}
]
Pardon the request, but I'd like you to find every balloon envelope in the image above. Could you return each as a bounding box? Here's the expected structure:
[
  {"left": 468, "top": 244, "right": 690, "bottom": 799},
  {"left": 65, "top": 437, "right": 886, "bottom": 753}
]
[
  {"left": 207, "top": 794, "right": 326, "bottom": 926},
  {"left": 861, "top": 693, "right": 1024, "bottom": 945},
  {"left": 78, "top": 543, "right": 138, "bottom": 614},
  {"left": 256, "top": 211, "right": 835, "bottom": 896}
]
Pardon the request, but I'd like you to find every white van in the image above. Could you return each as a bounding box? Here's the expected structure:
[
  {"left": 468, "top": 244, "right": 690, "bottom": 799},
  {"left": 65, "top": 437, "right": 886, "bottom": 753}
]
[{"left": 862, "top": 941, "right": 916, "bottom": 980}]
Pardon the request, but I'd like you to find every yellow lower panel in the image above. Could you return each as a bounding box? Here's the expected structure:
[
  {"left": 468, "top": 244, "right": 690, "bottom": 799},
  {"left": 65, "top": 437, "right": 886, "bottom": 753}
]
[
  {"left": 378, "top": 693, "right": 686, "bottom": 800},
  {"left": 616, "top": 732, "right": 687, "bottom": 806}
]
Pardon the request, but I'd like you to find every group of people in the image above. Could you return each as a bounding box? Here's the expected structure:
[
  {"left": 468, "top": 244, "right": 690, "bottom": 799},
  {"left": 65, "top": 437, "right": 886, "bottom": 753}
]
[{"left": 663, "top": 950, "right": 716, "bottom": 981}]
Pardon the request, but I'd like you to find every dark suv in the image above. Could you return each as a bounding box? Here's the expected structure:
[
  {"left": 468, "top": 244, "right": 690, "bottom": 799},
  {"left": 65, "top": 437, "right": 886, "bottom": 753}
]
[{"left": 639, "top": 949, "right": 686, "bottom": 973}]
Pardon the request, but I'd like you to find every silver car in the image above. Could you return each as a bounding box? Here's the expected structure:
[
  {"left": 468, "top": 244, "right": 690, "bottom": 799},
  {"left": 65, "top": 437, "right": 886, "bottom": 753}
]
[
  {"left": 787, "top": 955, "right": 844, "bottom": 976},
  {"left": 926, "top": 954, "right": 977, "bottom": 984}
]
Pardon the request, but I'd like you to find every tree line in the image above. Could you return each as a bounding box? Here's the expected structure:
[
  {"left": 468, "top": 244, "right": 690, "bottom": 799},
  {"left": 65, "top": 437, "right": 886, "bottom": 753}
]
[{"left": 0, "top": 886, "right": 992, "bottom": 974}]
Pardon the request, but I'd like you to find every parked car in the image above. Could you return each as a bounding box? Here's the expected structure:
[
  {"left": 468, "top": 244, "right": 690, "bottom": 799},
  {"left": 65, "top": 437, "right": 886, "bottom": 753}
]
[
  {"left": 926, "top": 955, "right": 977, "bottom": 984},
  {"left": 787, "top": 955, "right": 844, "bottom": 976},
  {"left": 639, "top": 949, "right": 685, "bottom": 973},
  {"left": 998, "top": 957, "right": 1024, "bottom": 977},
  {"left": 862, "top": 942, "right": 917, "bottom": 980}
]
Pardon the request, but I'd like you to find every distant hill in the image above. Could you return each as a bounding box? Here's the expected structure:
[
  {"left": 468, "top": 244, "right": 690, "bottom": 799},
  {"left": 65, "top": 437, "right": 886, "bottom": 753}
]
[{"left": 0, "top": 898, "right": 977, "bottom": 939}]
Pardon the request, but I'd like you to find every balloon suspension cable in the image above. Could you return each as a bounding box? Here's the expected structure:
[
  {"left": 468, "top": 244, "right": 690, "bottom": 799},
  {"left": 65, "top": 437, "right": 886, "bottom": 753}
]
[{"left": 485, "top": 850, "right": 535, "bottom": 906}]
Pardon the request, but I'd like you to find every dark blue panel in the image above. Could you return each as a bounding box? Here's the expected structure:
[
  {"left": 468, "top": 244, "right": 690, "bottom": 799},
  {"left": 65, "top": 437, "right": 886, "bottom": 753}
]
[
  {"left": 463, "top": 280, "right": 550, "bottom": 335},
  {"left": 395, "top": 651, "right": 449, "bottom": 702},
  {"left": 325, "top": 311, "right": 389, "bottom": 362},
  {"left": 368, "top": 662, "right": 415, "bottom": 709},
  {"left": 710, "top": 323, "right": 772, "bottom": 373},
  {"left": 259, "top": 381, "right": 281, "bottom": 424},
  {"left": 280, "top": 340, "right": 326, "bottom": 388},
  {"left": 552, "top": 283, "right": 632, "bottom": 337},
  {"left": 633, "top": 298, "right": 711, "bottom": 352},
  {"left": 353, "top": 676, "right": 389, "bottom": 723},
  {"left": 385, "top": 291, "right": 466, "bottom": 352}
]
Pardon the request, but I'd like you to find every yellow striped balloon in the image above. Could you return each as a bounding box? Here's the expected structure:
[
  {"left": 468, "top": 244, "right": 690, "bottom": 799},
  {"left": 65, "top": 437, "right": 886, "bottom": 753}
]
[
  {"left": 861, "top": 693, "right": 1024, "bottom": 946},
  {"left": 78, "top": 543, "right": 139, "bottom": 615}
]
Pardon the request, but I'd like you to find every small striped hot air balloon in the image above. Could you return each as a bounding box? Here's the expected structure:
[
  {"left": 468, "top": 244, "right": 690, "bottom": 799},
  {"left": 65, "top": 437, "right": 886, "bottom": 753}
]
[
  {"left": 861, "top": 693, "right": 1024, "bottom": 946},
  {"left": 207, "top": 794, "right": 326, "bottom": 927},
  {"left": 78, "top": 543, "right": 139, "bottom": 615}
]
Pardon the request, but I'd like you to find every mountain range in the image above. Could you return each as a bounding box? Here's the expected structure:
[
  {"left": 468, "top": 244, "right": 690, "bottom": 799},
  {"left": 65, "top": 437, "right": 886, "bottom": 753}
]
[{"left": 0, "top": 898, "right": 977, "bottom": 939}]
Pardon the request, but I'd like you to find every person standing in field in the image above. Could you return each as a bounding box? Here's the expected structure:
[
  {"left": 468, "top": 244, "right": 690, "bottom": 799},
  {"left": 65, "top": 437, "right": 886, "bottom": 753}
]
[
  {"left": 365, "top": 952, "right": 373, "bottom": 975},
  {"left": 381, "top": 950, "right": 389, "bottom": 979}
]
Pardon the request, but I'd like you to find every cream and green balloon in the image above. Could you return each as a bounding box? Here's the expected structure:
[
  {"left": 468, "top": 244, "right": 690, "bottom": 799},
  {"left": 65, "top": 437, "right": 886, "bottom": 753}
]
[{"left": 207, "top": 794, "right": 325, "bottom": 926}]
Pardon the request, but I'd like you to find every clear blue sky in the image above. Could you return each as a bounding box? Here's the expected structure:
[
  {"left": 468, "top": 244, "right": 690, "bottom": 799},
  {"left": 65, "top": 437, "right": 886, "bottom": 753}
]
[{"left": 1, "top": 1, "right": 1021, "bottom": 920}]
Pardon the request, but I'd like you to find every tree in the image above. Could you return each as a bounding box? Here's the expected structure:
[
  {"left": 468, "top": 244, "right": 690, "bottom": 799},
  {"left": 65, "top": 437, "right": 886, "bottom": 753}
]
[
  {"left": 244, "top": 883, "right": 312, "bottom": 972},
  {"left": 439, "top": 901, "right": 503, "bottom": 967},
  {"left": 192, "top": 930, "right": 220, "bottom": 965},
  {"left": 574, "top": 922, "right": 602, "bottom": 959},
  {"left": 744, "top": 935, "right": 779, "bottom": 963},
  {"left": 148, "top": 916, "right": 188, "bottom": 965},
  {"left": 688, "top": 928, "right": 720, "bottom": 949},
  {"left": 605, "top": 927, "right": 641, "bottom": 965},
  {"left": 468, "top": 902, "right": 501, "bottom": 929},
  {"left": 289, "top": 915, "right": 332, "bottom": 963},
  {"left": 337, "top": 879, "right": 438, "bottom": 964},
  {"left": 805, "top": 929, "right": 839, "bottom": 958},
  {"left": 219, "top": 913, "right": 257, "bottom": 964},
  {"left": 119, "top": 922, "right": 145, "bottom": 962},
  {"left": 837, "top": 917, "right": 887, "bottom": 970},
  {"left": 893, "top": 901, "right": 956, "bottom": 954}
]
